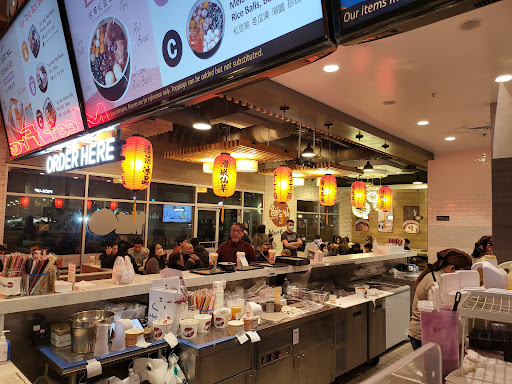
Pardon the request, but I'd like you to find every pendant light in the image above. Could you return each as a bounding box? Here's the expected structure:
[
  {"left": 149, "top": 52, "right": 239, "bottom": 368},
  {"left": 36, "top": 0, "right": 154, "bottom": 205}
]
[
  {"left": 212, "top": 153, "right": 237, "bottom": 223},
  {"left": 363, "top": 161, "right": 374, "bottom": 173},
  {"left": 302, "top": 143, "right": 315, "bottom": 158},
  {"left": 110, "top": 201, "right": 118, "bottom": 211},
  {"left": 54, "top": 198, "right": 63, "bottom": 209},
  {"left": 377, "top": 142, "right": 393, "bottom": 212},
  {"left": 412, "top": 174, "right": 423, "bottom": 185},
  {"left": 351, "top": 132, "right": 366, "bottom": 208},
  {"left": 319, "top": 123, "right": 336, "bottom": 224},
  {"left": 121, "top": 133, "right": 153, "bottom": 220}
]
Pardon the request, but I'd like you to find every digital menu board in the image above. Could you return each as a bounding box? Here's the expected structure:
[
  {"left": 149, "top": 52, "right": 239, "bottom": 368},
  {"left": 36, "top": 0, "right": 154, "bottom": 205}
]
[
  {"left": 338, "top": 0, "right": 493, "bottom": 45},
  {"left": 63, "top": 0, "right": 330, "bottom": 130},
  {"left": 0, "top": 0, "right": 86, "bottom": 159}
]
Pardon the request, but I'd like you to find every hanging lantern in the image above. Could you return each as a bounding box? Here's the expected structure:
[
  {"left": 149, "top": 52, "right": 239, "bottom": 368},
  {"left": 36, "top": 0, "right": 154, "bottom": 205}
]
[
  {"left": 54, "top": 198, "right": 63, "bottom": 209},
  {"left": 86, "top": 200, "right": 92, "bottom": 210},
  {"left": 121, "top": 135, "right": 153, "bottom": 191},
  {"left": 377, "top": 186, "right": 393, "bottom": 212},
  {"left": 319, "top": 174, "right": 337, "bottom": 207},
  {"left": 110, "top": 201, "right": 118, "bottom": 211},
  {"left": 212, "top": 153, "right": 237, "bottom": 222},
  {"left": 319, "top": 174, "right": 337, "bottom": 225},
  {"left": 20, "top": 196, "right": 30, "bottom": 208},
  {"left": 351, "top": 181, "right": 367, "bottom": 208},
  {"left": 273, "top": 166, "right": 293, "bottom": 203},
  {"left": 121, "top": 135, "right": 153, "bottom": 220}
]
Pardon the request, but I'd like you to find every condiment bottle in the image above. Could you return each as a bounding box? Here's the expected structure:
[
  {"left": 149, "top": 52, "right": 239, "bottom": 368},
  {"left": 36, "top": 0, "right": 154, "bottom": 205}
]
[
  {"left": 0, "top": 330, "right": 10, "bottom": 363},
  {"left": 274, "top": 291, "right": 282, "bottom": 312}
]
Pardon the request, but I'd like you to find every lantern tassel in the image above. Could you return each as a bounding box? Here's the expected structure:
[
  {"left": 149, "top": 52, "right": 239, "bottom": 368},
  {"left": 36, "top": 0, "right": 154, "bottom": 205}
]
[
  {"left": 221, "top": 199, "right": 225, "bottom": 223},
  {"left": 281, "top": 203, "right": 285, "bottom": 226},
  {"left": 133, "top": 200, "right": 136, "bottom": 221},
  {"left": 326, "top": 207, "right": 329, "bottom": 225}
]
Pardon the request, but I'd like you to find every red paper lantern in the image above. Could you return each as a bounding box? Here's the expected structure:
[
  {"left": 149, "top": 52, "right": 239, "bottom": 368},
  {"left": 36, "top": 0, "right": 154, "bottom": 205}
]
[
  {"left": 273, "top": 166, "right": 293, "bottom": 203},
  {"left": 319, "top": 174, "right": 337, "bottom": 207},
  {"left": 121, "top": 135, "right": 153, "bottom": 191},
  {"left": 20, "top": 196, "right": 30, "bottom": 208},
  {"left": 110, "top": 201, "right": 118, "bottom": 211},
  {"left": 86, "top": 200, "right": 92, "bottom": 210},
  {"left": 54, "top": 198, "right": 63, "bottom": 209},
  {"left": 212, "top": 153, "right": 237, "bottom": 198},
  {"left": 377, "top": 186, "right": 393, "bottom": 212},
  {"left": 351, "top": 181, "right": 367, "bottom": 209}
]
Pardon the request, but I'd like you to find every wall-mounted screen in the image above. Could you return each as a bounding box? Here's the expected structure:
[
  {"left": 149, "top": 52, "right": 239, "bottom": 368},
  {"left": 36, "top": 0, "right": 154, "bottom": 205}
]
[
  {"left": 163, "top": 205, "right": 192, "bottom": 223},
  {"left": 0, "top": 0, "right": 85, "bottom": 159},
  {"left": 63, "top": 0, "right": 331, "bottom": 130}
]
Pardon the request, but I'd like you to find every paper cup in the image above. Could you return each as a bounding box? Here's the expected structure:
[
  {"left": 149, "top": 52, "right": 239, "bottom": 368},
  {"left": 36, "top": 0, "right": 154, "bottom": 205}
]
[
  {"left": 246, "top": 302, "right": 263, "bottom": 318},
  {"left": 329, "top": 294, "right": 337, "bottom": 304},
  {"left": 213, "top": 309, "right": 230, "bottom": 328},
  {"left": 125, "top": 328, "right": 144, "bottom": 346},
  {"left": 209, "top": 253, "right": 218, "bottom": 269},
  {"left": 89, "top": 255, "right": 95, "bottom": 264},
  {"left": 228, "top": 320, "right": 244, "bottom": 336},
  {"left": 180, "top": 319, "right": 199, "bottom": 339},
  {"left": 153, "top": 320, "right": 168, "bottom": 340},
  {"left": 93, "top": 324, "right": 110, "bottom": 356},
  {"left": 194, "top": 314, "right": 212, "bottom": 334},
  {"left": 355, "top": 287, "right": 367, "bottom": 299},
  {"left": 244, "top": 316, "right": 258, "bottom": 331}
]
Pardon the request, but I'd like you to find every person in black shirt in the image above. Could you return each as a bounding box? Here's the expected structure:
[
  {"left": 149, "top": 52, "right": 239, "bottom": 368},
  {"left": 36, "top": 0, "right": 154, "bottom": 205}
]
[
  {"left": 255, "top": 242, "right": 271, "bottom": 262},
  {"left": 346, "top": 242, "right": 362, "bottom": 254},
  {"left": 190, "top": 237, "right": 209, "bottom": 267},
  {"left": 281, "top": 220, "right": 302, "bottom": 257}
]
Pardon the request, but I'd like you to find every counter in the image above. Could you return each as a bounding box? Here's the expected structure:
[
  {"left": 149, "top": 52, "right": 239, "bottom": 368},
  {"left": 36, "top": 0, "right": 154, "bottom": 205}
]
[{"left": 0, "top": 250, "right": 415, "bottom": 318}]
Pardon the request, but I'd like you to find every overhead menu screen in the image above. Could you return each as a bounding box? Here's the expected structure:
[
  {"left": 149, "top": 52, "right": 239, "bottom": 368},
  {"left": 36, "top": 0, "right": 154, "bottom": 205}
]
[
  {"left": 0, "top": 0, "right": 85, "bottom": 159},
  {"left": 63, "top": 0, "right": 327, "bottom": 129},
  {"left": 340, "top": 0, "right": 419, "bottom": 30}
]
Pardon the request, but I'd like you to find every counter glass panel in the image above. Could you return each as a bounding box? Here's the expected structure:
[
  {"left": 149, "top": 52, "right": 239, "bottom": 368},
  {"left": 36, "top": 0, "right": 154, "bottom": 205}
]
[
  {"left": 84, "top": 200, "right": 146, "bottom": 254},
  {"left": 4, "top": 196, "right": 83, "bottom": 254},
  {"left": 7, "top": 168, "right": 85, "bottom": 196}
]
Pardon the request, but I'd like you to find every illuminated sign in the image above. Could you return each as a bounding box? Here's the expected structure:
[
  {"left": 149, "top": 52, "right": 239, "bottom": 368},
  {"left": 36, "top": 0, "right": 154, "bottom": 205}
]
[
  {"left": 46, "top": 137, "right": 123, "bottom": 174},
  {"left": 34, "top": 188, "right": 53, "bottom": 194},
  {"left": 63, "top": 0, "right": 331, "bottom": 130},
  {"left": 0, "top": 0, "right": 85, "bottom": 159}
]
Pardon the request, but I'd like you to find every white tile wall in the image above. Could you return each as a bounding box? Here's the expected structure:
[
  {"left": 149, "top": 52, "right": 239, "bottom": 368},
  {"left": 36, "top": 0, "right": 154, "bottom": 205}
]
[{"left": 427, "top": 147, "right": 492, "bottom": 261}]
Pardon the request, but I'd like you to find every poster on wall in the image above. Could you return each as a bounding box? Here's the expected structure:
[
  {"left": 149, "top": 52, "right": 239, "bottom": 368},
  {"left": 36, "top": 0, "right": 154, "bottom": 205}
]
[
  {"left": 355, "top": 218, "right": 369, "bottom": 232},
  {"left": 403, "top": 206, "right": 420, "bottom": 234},
  {"left": 378, "top": 208, "right": 393, "bottom": 233},
  {"left": 269, "top": 201, "right": 290, "bottom": 227}
]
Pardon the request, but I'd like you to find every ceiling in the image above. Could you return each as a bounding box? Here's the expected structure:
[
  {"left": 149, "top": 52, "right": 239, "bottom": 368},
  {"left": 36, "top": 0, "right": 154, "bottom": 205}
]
[{"left": 274, "top": 0, "right": 512, "bottom": 154}]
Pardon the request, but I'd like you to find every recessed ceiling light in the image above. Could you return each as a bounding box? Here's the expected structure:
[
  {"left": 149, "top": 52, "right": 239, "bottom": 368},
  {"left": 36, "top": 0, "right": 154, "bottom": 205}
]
[
  {"left": 396, "top": 171, "right": 401, "bottom": 174},
  {"left": 376, "top": 166, "right": 381, "bottom": 169},
  {"left": 445, "top": 136, "right": 456, "bottom": 141},
  {"left": 39, "top": 172, "right": 44, "bottom": 175},
  {"left": 459, "top": 19, "right": 481, "bottom": 31},
  {"left": 383, "top": 100, "right": 396, "bottom": 106},
  {"left": 417, "top": 120, "right": 429, "bottom": 126},
  {"left": 73, "top": 176, "right": 78, "bottom": 179},
  {"left": 323, "top": 64, "right": 339, "bottom": 73},
  {"left": 495, "top": 74, "right": 512, "bottom": 83}
]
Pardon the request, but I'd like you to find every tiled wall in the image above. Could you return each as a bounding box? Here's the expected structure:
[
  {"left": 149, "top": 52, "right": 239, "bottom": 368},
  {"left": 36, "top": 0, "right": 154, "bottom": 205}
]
[{"left": 427, "top": 147, "right": 492, "bottom": 261}]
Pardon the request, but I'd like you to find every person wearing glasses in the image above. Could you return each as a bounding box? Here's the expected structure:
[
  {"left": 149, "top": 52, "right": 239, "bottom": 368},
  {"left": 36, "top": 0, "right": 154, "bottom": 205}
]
[{"left": 217, "top": 222, "right": 256, "bottom": 263}]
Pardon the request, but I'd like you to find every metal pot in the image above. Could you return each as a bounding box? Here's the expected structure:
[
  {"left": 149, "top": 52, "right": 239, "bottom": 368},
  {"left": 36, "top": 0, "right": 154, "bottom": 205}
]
[{"left": 69, "top": 310, "right": 114, "bottom": 354}]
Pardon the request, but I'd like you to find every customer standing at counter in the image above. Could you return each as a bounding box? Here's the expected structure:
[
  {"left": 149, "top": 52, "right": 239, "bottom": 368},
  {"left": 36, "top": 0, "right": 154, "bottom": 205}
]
[
  {"left": 143, "top": 244, "right": 166, "bottom": 275},
  {"left": 127, "top": 239, "right": 149, "bottom": 268},
  {"left": 408, "top": 248, "right": 472, "bottom": 350},
  {"left": 281, "top": 220, "right": 302, "bottom": 257},
  {"left": 217, "top": 223, "right": 256, "bottom": 263}
]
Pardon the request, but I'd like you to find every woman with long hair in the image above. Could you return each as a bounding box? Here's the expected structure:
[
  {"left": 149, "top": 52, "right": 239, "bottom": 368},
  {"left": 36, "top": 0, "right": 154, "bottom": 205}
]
[
  {"left": 143, "top": 243, "right": 167, "bottom": 275},
  {"left": 253, "top": 224, "right": 269, "bottom": 253},
  {"left": 408, "top": 249, "right": 472, "bottom": 350}
]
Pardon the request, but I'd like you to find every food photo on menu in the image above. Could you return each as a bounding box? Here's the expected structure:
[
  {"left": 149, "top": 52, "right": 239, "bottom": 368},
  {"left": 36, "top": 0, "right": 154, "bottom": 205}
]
[
  {"left": 187, "top": 0, "right": 225, "bottom": 58},
  {"left": 29, "top": 25, "right": 40, "bottom": 58},
  {"left": 36, "top": 63, "right": 48, "bottom": 93},
  {"left": 90, "top": 17, "right": 131, "bottom": 101}
]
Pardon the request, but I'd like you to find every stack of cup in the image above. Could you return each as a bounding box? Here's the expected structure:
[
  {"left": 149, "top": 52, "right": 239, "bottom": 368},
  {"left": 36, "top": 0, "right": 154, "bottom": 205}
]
[{"left": 213, "top": 281, "right": 224, "bottom": 311}]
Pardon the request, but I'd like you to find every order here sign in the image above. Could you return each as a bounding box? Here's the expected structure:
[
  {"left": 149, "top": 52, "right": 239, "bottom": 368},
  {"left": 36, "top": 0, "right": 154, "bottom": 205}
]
[{"left": 46, "top": 137, "right": 124, "bottom": 174}]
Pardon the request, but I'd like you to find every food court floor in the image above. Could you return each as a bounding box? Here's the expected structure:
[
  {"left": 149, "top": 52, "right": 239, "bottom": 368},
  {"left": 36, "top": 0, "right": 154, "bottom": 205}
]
[{"left": 336, "top": 342, "right": 413, "bottom": 383}]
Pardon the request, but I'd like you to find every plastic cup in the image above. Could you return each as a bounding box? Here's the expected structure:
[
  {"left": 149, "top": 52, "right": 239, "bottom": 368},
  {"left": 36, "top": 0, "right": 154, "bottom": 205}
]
[
  {"left": 231, "top": 305, "right": 242, "bottom": 320},
  {"left": 268, "top": 250, "right": 276, "bottom": 264},
  {"left": 194, "top": 314, "right": 212, "bottom": 334}
]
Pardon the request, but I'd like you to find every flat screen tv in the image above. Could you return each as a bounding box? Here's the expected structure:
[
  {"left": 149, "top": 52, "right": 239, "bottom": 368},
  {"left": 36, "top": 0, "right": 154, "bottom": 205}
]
[
  {"left": 0, "top": 0, "right": 86, "bottom": 159},
  {"left": 163, "top": 205, "right": 192, "bottom": 223}
]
